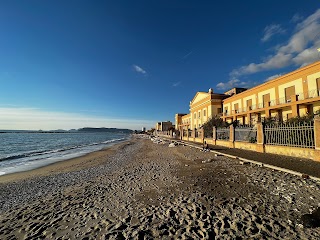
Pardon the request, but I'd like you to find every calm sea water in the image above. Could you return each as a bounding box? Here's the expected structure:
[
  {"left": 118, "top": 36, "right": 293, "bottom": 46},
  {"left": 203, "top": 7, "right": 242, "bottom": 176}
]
[{"left": 0, "top": 132, "right": 131, "bottom": 176}]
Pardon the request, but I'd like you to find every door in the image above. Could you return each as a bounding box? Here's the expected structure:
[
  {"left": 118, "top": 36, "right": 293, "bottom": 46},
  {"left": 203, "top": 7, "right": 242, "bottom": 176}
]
[
  {"left": 263, "top": 94, "right": 270, "bottom": 107},
  {"left": 246, "top": 99, "right": 252, "bottom": 110},
  {"left": 285, "top": 86, "right": 295, "bottom": 102},
  {"left": 234, "top": 103, "right": 239, "bottom": 113},
  {"left": 317, "top": 78, "right": 320, "bottom": 96}
]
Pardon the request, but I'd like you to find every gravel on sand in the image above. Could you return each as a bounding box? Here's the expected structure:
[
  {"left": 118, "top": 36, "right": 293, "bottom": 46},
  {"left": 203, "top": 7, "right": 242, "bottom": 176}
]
[{"left": 0, "top": 136, "right": 320, "bottom": 239}]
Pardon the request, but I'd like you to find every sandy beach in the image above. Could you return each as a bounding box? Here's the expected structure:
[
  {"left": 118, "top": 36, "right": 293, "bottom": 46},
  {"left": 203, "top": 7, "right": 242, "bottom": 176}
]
[{"left": 1, "top": 135, "right": 320, "bottom": 239}]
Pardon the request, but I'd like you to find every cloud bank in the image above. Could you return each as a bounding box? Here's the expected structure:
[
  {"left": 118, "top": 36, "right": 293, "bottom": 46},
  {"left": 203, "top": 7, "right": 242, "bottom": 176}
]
[
  {"left": 231, "top": 9, "right": 320, "bottom": 78},
  {"left": 217, "top": 9, "right": 320, "bottom": 90},
  {"left": 261, "top": 24, "right": 286, "bottom": 42}
]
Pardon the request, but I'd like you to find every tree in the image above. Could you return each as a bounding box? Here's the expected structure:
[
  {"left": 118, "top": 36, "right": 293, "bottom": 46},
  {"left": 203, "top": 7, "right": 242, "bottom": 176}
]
[{"left": 202, "top": 115, "right": 230, "bottom": 138}]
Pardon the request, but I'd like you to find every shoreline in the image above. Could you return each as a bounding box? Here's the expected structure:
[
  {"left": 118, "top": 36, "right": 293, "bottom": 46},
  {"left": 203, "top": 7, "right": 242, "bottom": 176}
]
[{"left": 0, "top": 138, "right": 132, "bottom": 184}]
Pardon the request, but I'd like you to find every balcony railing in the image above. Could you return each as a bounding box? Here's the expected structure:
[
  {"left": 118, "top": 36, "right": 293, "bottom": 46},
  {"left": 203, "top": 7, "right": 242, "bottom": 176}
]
[
  {"left": 224, "top": 89, "right": 320, "bottom": 117},
  {"left": 297, "top": 89, "right": 320, "bottom": 101}
]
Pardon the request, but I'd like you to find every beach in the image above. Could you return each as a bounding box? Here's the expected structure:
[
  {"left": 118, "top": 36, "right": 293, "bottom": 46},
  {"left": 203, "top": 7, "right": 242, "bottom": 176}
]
[{"left": 0, "top": 136, "right": 320, "bottom": 239}]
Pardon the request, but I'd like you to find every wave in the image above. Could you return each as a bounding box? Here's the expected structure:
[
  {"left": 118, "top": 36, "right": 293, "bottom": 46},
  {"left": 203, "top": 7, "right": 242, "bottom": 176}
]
[{"left": 0, "top": 137, "right": 126, "bottom": 163}]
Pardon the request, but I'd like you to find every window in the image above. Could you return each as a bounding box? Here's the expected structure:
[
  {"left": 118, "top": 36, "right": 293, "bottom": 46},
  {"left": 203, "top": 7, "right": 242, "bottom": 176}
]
[
  {"left": 203, "top": 109, "right": 206, "bottom": 117},
  {"left": 217, "top": 108, "right": 222, "bottom": 114},
  {"left": 285, "top": 86, "right": 295, "bottom": 102},
  {"left": 198, "top": 111, "right": 201, "bottom": 119},
  {"left": 194, "top": 113, "right": 196, "bottom": 119},
  {"left": 317, "top": 78, "right": 320, "bottom": 96}
]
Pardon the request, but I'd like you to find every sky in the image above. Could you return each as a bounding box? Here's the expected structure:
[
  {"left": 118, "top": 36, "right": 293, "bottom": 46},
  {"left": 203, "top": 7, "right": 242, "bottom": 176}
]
[{"left": 0, "top": 1, "right": 320, "bottom": 130}]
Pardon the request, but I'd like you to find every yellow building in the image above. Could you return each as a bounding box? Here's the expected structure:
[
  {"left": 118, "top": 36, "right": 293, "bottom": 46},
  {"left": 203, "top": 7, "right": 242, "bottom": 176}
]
[
  {"left": 155, "top": 121, "right": 174, "bottom": 131},
  {"left": 176, "top": 88, "right": 227, "bottom": 131},
  {"left": 222, "top": 61, "right": 320, "bottom": 124}
]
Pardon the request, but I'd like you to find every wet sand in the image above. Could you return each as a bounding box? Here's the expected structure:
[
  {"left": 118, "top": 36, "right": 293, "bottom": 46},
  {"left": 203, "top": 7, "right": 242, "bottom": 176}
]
[{"left": 0, "top": 136, "right": 320, "bottom": 239}]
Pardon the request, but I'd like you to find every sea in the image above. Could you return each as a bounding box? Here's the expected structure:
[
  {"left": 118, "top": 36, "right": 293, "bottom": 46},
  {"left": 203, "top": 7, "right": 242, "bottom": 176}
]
[{"left": 0, "top": 132, "right": 131, "bottom": 176}]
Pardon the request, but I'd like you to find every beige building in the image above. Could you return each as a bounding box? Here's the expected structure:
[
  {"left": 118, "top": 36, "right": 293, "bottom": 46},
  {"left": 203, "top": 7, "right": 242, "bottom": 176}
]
[
  {"left": 222, "top": 61, "right": 320, "bottom": 124},
  {"left": 176, "top": 88, "right": 228, "bottom": 131},
  {"left": 155, "top": 121, "right": 174, "bottom": 131}
]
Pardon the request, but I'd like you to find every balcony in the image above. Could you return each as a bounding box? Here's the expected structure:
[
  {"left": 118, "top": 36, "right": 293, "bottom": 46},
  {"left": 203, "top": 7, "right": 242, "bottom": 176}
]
[{"left": 223, "top": 89, "right": 320, "bottom": 117}]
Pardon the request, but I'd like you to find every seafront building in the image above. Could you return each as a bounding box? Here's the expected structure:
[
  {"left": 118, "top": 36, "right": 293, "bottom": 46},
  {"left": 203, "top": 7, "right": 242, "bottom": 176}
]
[
  {"left": 175, "top": 61, "right": 320, "bottom": 129},
  {"left": 154, "top": 61, "right": 320, "bottom": 161},
  {"left": 175, "top": 88, "right": 227, "bottom": 133},
  {"left": 155, "top": 121, "right": 174, "bottom": 131},
  {"left": 222, "top": 61, "right": 320, "bottom": 125}
]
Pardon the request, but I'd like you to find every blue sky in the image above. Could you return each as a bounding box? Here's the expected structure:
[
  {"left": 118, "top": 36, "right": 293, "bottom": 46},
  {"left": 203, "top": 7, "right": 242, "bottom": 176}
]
[{"left": 0, "top": 1, "right": 320, "bottom": 130}]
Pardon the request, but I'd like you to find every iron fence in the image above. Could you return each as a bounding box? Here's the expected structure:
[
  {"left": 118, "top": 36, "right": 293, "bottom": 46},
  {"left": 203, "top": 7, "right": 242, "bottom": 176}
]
[
  {"left": 264, "top": 122, "right": 315, "bottom": 148},
  {"left": 204, "top": 128, "right": 213, "bottom": 138},
  {"left": 183, "top": 130, "right": 188, "bottom": 137},
  {"left": 235, "top": 126, "right": 257, "bottom": 143},
  {"left": 217, "top": 128, "right": 230, "bottom": 140}
]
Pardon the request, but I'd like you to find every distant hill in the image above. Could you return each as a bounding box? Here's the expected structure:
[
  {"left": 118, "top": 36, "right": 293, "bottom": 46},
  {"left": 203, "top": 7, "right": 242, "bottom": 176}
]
[
  {"left": 77, "top": 127, "right": 133, "bottom": 134},
  {"left": 0, "top": 128, "right": 133, "bottom": 134}
]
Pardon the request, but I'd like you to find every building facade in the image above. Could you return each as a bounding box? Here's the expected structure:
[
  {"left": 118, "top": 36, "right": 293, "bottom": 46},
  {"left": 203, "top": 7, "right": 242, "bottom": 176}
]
[
  {"left": 222, "top": 61, "right": 320, "bottom": 125},
  {"left": 176, "top": 88, "right": 228, "bottom": 131},
  {"left": 155, "top": 121, "right": 174, "bottom": 131}
]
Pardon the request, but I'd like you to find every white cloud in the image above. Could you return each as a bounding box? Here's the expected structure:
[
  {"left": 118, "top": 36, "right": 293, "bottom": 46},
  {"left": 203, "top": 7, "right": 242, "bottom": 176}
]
[
  {"left": 265, "top": 74, "right": 282, "bottom": 82},
  {"left": 231, "top": 52, "right": 292, "bottom": 76},
  {"left": 0, "top": 107, "right": 155, "bottom": 130},
  {"left": 133, "top": 65, "right": 147, "bottom": 75},
  {"left": 261, "top": 24, "right": 286, "bottom": 42},
  {"left": 231, "top": 9, "right": 320, "bottom": 78},
  {"left": 216, "top": 79, "right": 251, "bottom": 90},
  {"left": 291, "top": 13, "right": 303, "bottom": 23},
  {"left": 292, "top": 47, "right": 320, "bottom": 66},
  {"left": 172, "top": 81, "right": 181, "bottom": 87}
]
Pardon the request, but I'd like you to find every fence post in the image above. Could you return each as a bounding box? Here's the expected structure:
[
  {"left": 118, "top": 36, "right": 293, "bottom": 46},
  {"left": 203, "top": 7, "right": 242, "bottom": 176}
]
[
  {"left": 213, "top": 127, "right": 217, "bottom": 145},
  {"left": 201, "top": 128, "right": 204, "bottom": 143},
  {"left": 256, "top": 122, "right": 265, "bottom": 153},
  {"left": 314, "top": 116, "right": 320, "bottom": 161},
  {"left": 229, "top": 125, "right": 235, "bottom": 148},
  {"left": 192, "top": 128, "right": 196, "bottom": 142},
  {"left": 291, "top": 95, "right": 299, "bottom": 117}
]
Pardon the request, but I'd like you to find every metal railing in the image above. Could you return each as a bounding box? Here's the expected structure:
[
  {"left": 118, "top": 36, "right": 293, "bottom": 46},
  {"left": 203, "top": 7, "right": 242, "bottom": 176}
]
[
  {"left": 264, "top": 122, "right": 315, "bottom": 148},
  {"left": 235, "top": 126, "right": 257, "bottom": 143},
  {"left": 198, "top": 130, "right": 203, "bottom": 138},
  {"left": 297, "top": 89, "right": 320, "bottom": 101},
  {"left": 217, "top": 128, "right": 230, "bottom": 140},
  {"left": 224, "top": 89, "right": 320, "bottom": 118},
  {"left": 183, "top": 130, "right": 188, "bottom": 137}
]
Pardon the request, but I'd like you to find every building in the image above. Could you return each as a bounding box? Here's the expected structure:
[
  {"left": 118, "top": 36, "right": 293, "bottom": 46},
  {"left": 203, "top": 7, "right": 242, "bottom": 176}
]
[
  {"left": 222, "top": 61, "right": 320, "bottom": 125},
  {"left": 155, "top": 121, "right": 174, "bottom": 131},
  {"left": 175, "top": 113, "right": 188, "bottom": 130},
  {"left": 224, "top": 87, "right": 247, "bottom": 96},
  {"left": 176, "top": 88, "right": 228, "bottom": 131},
  {"left": 142, "top": 127, "right": 146, "bottom": 132}
]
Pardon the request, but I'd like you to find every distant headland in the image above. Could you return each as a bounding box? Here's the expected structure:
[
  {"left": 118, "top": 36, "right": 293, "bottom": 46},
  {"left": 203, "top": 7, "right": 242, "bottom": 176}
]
[{"left": 0, "top": 128, "right": 133, "bottom": 134}]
